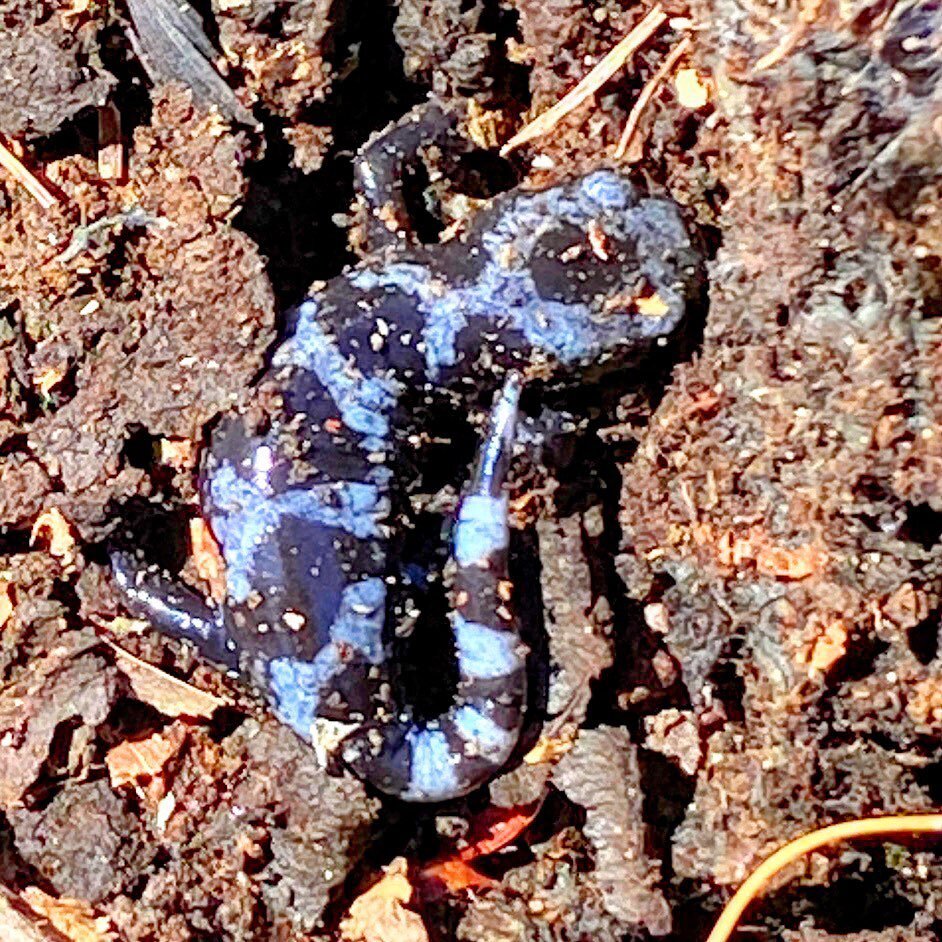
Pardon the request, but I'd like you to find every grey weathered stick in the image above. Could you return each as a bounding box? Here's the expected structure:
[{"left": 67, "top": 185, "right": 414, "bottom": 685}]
[{"left": 126, "top": 0, "right": 257, "bottom": 126}]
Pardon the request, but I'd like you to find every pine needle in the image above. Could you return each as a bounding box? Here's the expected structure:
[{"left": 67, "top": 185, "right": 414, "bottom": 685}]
[{"left": 500, "top": 5, "right": 668, "bottom": 155}]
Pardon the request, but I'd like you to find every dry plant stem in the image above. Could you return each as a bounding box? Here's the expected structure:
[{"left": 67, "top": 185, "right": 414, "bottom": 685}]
[
  {"left": 0, "top": 137, "right": 57, "bottom": 210},
  {"left": 706, "top": 814, "right": 942, "bottom": 942},
  {"left": 500, "top": 4, "right": 668, "bottom": 155},
  {"left": 615, "top": 36, "right": 692, "bottom": 159}
]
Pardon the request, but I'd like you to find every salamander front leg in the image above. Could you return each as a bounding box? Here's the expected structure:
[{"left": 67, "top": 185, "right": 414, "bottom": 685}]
[
  {"left": 353, "top": 100, "right": 469, "bottom": 254},
  {"left": 110, "top": 550, "right": 240, "bottom": 671},
  {"left": 343, "top": 373, "right": 528, "bottom": 801}
]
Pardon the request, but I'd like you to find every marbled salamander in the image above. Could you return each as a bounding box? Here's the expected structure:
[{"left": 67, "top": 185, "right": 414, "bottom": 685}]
[{"left": 112, "top": 105, "right": 703, "bottom": 801}]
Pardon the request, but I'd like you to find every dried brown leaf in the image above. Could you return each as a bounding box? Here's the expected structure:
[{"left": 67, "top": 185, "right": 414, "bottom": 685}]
[
  {"left": 107, "top": 641, "right": 227, "bottom": 718},
  {"left": 0, "top": 645, "right": 118, "bottom": 810}
]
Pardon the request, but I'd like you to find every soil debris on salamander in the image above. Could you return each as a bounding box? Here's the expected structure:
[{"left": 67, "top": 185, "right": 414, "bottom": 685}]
[{"left": 0, "top": 1, "right": 938, "bottom": 940}]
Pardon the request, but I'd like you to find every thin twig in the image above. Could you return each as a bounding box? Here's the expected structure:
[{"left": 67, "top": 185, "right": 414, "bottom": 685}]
[
  {"left": 753, "top": 0, "right": 827, "bottom": 72},
  {"left": 705, "top": 814, "right": 942, "bottom": 942},
  {"left": 0, "top": 136, "right": 57, "bottom": 210},
  {"left": 615, "top": 35, "right": 692, "bottom": 160},
  {"left": 500, "top": 4, "right": 668, "bottom": 156}
]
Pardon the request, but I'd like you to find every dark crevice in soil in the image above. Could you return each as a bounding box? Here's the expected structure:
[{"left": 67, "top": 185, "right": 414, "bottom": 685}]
[
  {"left": 763, "top": 867, "right": 918, "bottom": 936},
  {"left": 0, "top": 527, "right": 36, "bottom": 556},
  {"left": 704, "top": 637, "right": 746, "bottom": 724},
  {"left": 105, "top": 497, "right": 193, "bottom": 576},
  {"left": 825, "top": 629, "right": 890, "bottom": 691},
  {"left": 908, "top": 607, "right": 940, "bottom": 665},
  {"left": 899, "top": 500, "right": 942, "bottom": 550},
  {"left": 235, "top": 0, "right": 425, "bottom": 311},
  {"left": 638, "top": 748, "right": 696, "bottom": 879},
  {"left": 914, "top": 760, "right": 942, "bottom": 804},
  {"left": 101, "top": 695, "right": 168, "bottom": 741},
  {"left": 665, "top": 887, "right": 724, "bottom": 942}
]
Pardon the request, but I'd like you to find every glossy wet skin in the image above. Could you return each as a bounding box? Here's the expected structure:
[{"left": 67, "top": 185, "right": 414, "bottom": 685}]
[{"left": 112, "top": 107, "right": 704, "bottom": 801}]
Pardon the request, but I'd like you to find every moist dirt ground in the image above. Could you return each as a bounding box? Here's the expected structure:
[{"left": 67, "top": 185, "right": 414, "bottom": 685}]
[{"left": 0, "top": 1, "right": 941, "bottom": 941}]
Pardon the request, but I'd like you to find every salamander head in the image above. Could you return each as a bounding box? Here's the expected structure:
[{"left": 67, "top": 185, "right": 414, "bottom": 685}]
[{"left": 466, "top": 169, "right": 705, "bottom": 370}]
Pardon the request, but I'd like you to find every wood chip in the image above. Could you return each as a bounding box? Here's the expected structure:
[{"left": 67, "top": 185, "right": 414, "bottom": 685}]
[
  {"left": 523, "top": 731, "right": 576, "bottom": 765},
  {"left": 0, "top": 884, "right": 63, "bottom": 942},
  {"left": 501, "top": 5, "right": 668, "bottom": 155},
  {"left": 107, "top": 641, "right": 228, "bottom": 718},
  {"left": 34, "top": 366, "right": 67, "bottom": 397},
  {"left": 158, "top": 437, "right": 197, "bottom": 470},
  {"left": 635, "top": 291, "right": 671, "bottom": 317},
  {"left": 674, "top": 67, "right": 709, "bottom": 109},
  {"left": 106, "top": 725, "right": 186, "bottom": 788},
  {"left": 97, "top": 103, "right": 125, "bottom": 181}
]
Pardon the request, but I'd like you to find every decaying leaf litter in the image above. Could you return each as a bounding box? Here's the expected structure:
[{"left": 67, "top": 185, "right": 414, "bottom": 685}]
[{"left": 0, "top": 0, "right": 941, "bottom": 939}]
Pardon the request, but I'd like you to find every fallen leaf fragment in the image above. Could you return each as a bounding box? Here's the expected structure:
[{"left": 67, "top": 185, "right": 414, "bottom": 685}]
[
  {"left": 419, "top": 801, "right": 542, "bottom": 893},
  {"left": 805, "top": 619, "right": 848, "bottom": 674},
  {"left": 340, "top": 857, "right": 428, "bottom": 942},
  {"left": 459, "top": 802, "right": 541, "bottom": 860},
  {"left": 20, "top": 887, "right": 116, "bottom": 942},
  {"left": 107, "top": 641, "right": 228, "bottom": 718},
  {"left": 106, "top": 725, "right": 186, "bottom": 789},
  {"left": 418, "top": 859, "right": 496, "bottom": 894},
  {"left": 30, "top": 508, "right": 76, "bottom": 563}
]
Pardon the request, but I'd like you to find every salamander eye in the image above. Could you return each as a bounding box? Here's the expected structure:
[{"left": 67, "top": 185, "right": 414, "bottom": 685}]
[{"left": 529, "top": 223, "right": 640, "bottom": 304}]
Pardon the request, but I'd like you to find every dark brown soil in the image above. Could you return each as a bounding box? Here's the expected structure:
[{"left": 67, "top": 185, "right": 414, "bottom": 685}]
[{"left": 0, "top": 1, "right": 940, "bottom": 940}]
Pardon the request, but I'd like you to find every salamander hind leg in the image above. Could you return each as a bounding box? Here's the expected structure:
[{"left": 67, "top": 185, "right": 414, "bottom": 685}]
[{"left": 342, "top": 373, "right": 528, "bottom": 801}]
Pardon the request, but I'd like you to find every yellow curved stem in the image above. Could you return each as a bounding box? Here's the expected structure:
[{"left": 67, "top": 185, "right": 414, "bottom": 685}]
[{"left": 706, "top": 814, "right": 942, "bottom": 942}]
